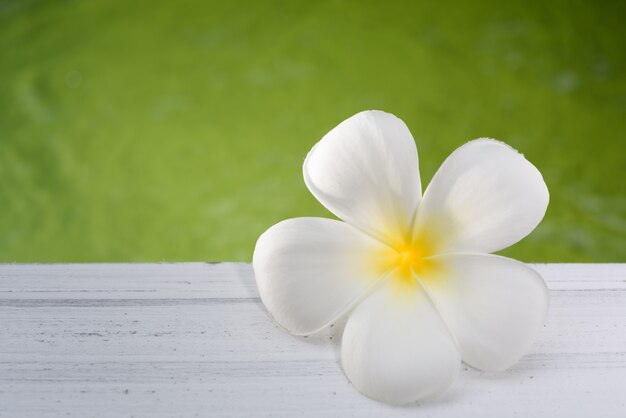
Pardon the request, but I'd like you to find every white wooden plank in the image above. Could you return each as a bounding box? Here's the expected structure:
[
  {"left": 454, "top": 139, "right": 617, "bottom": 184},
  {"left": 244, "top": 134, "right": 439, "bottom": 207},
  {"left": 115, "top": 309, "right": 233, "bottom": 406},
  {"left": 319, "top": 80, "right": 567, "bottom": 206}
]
[{"left": 0, "top": 263, "right": 625, "bottom": 417}]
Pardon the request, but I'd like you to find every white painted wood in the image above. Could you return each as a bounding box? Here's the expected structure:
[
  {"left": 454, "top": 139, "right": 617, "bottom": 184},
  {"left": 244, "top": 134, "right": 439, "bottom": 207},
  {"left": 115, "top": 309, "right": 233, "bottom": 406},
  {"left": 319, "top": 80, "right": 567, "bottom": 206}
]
[{"left": 0, "top": 263, "right": 625, "bottom": 417}]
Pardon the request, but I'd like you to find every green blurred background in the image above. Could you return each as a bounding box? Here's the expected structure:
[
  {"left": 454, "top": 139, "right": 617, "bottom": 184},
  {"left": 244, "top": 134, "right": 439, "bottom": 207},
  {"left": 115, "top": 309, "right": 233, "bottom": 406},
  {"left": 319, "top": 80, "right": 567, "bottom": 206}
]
[{"left": 1, "top": 0, "right": 625, "bottom": 262}]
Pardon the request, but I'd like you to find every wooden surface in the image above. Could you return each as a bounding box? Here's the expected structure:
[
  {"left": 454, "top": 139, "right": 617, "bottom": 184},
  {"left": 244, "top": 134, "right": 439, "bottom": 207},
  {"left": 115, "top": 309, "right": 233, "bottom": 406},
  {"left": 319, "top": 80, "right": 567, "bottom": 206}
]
[{"left": 0, "top": 263, "right": 625, "bottom": 417}]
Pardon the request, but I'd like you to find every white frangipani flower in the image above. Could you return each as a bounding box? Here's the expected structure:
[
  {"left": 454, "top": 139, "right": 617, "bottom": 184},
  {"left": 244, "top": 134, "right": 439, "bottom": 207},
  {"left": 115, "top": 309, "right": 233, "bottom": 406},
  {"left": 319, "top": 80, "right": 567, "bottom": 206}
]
[{"left": 253, "top": 110, "right": 549, "bottom": 405}]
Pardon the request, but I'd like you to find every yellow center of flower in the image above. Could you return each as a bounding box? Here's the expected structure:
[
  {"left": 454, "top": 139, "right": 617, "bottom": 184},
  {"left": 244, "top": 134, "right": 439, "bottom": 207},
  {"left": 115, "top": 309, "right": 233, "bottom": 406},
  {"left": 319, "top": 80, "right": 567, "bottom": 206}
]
[
  {"left": 398, "top": 249, "right": 416, "bottom": 269},
  {"left": 365, "top": 220, "right": 452, "bottom": 295},
  {"left": 394, "top": 240, "right": 431, "bottom": 277},
  {"left": 374, "top": 224, "right": 448, "bottom": 292}
]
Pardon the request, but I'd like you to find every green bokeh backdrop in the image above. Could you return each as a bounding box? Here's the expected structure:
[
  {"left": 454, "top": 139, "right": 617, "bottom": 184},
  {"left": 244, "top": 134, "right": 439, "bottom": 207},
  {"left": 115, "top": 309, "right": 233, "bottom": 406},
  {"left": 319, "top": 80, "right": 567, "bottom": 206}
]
[{"left": 1, "top": 0, "right": 625, "bottom": 262}]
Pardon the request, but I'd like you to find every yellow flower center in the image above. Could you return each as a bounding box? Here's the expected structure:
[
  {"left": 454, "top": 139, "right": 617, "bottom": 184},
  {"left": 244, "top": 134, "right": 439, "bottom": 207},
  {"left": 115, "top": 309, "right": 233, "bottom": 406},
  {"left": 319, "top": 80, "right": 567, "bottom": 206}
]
[
  {"left": 394, "top": 240, "right": 431, "bottom": 277},
  {"left": 398, "top": 249, "right": 416, "bottom": 270},
  {"left": 375, "top": 225, "right": 448, "bottom": 292},
  {"left": 365, "top": 221, "right": 451, "bottom": 295}
]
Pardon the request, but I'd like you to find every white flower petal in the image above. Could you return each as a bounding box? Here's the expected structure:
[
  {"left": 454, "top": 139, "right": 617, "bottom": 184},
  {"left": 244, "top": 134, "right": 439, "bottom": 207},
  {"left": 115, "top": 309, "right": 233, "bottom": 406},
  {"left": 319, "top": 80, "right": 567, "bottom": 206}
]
[
  {"left": 416, "top": 139, "right": 549, "bottom": 253},
  {"left": 341, "top": 275, "right": 460, "bottom": 405},
  {"left": 419, "top": 253, "right": 549, "bottom": 372},
  {"left": 253, "top": 217, "right": 393, "bottom": 336},
  {"left": 304, "top": 110, "right": 421, "bottom": 245}
]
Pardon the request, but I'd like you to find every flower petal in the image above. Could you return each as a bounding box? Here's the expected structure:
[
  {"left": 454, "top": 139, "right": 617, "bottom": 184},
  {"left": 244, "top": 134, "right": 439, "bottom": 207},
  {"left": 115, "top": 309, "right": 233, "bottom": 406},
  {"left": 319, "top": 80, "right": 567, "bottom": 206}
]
[
  {"left": 253, "top": 217, "right": 393, "bottom": 335},
  {"left": 415, "top": 139, "right": 549, "bottom": 253},
  {"left": 304, "top": 110, "right": 421, "bottom": 245},
  {"left": 418, "top": 253, "right": 549, "bottom": 372},
  {"left": 341, "top": 274, "right": 460, "bottom": 404}
]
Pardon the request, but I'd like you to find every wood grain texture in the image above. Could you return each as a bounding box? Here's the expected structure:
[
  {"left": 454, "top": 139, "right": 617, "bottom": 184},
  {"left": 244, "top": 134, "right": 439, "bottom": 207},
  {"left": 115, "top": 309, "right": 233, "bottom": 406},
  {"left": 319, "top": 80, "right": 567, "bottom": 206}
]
[{"left": 0, "top": 263, "right": 625, "bottom": 417}]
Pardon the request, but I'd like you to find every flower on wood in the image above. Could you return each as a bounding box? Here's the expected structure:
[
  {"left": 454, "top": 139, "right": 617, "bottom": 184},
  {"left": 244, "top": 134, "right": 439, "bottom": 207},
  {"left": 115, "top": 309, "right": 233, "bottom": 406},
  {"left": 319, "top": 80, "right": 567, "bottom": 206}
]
[{"left": 253, "top": 110, "right": 550, "bottom": 405}]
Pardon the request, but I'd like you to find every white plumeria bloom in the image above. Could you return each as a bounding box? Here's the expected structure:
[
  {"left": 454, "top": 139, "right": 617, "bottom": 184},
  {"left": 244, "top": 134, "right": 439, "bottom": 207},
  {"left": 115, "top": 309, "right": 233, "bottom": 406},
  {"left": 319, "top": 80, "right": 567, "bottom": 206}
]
[{"left": 253, "top": 110, "right": 549, "bottom": 405}]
